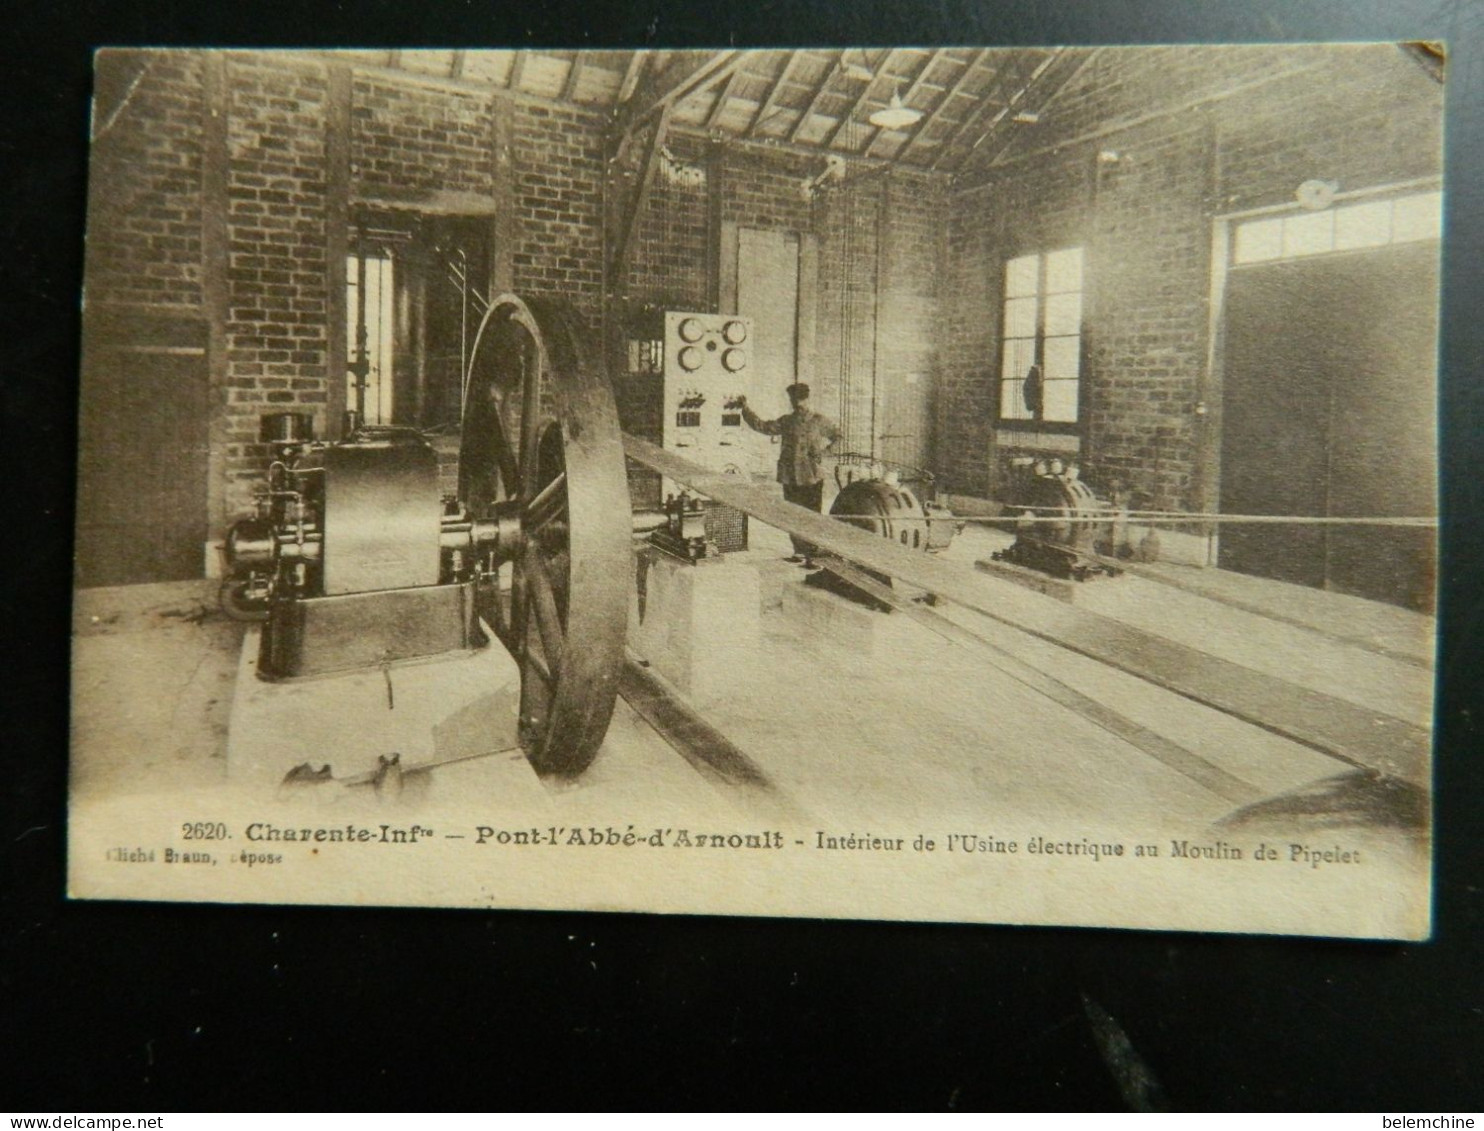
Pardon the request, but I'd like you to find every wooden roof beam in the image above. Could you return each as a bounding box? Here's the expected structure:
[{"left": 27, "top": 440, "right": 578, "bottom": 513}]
[
  {"left": 860, "top": 46, "right": 946, "bottom": 157},
  {"left": 891, "top": 48, "right": 993, "bottom": 163},
  {"left": 788, "top": 49, "right": 847, "bottom": 144},
  {"left": 607, "top": 106, "right": 674, "bottom": 292},
  {"left": 609, "top": 50, "right": 741, "bottom": 158},
  {"left": 821, "top": 47, "right": 898, "bottom": 149},
  {"left": 616, "top": 51, "right": 648, "bottom": 104},
  {"left": 931, "top": 50, "right": 1052, "bottom": 170},
  {"left": 746, "top": 50, "right": 799, "bottom": 137},
  {"left": 704, "top": 63, "right": 747, "bottom": 130},
  {"left": 507, "top": 50, "right": 529, "bottom": 93},
  {"left": 953, "top": 48, "right": 1096, "bottom": 177},
  {"left": 562, "top": 52, "right": 585, "bottom": 102}
]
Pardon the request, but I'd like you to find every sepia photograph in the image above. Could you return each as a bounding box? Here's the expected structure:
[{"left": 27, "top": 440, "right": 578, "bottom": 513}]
[{"left": 67, "top": 43, "right": 1442, "bottom": 939}]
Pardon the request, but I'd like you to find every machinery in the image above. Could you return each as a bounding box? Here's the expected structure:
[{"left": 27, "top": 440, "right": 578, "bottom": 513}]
[
  {"left": 221, "top": 420, "right": 489, "bottom": 679},
  {"left": 660, "top": 311, "right": 759, "bottom": 552},
  {"left": 223, "top": 295, "right": 634, "bottom": 777},
  {"left": 213, "top": 291, "right": 1422, "bottom": 806},
  {"left": 661, "top": 311, "right": 759, "bottom": 478},
  {"left": 806, "top": 456, "right": 960, "bottom": 609},
  {"left": 647, "top": 492, "right": 715, "bottom": 563},
  {"left": 991, "top": 457, "right": 1125, "bottom": 581}
]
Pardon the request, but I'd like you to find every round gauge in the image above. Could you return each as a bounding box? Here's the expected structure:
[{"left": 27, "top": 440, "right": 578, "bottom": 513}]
[
  {"left": 678, "top": 317, "right": 705, "bottom": 343},
  {"left": 722, "top": 320, "right": 747, "bottom": 344},
  {"left": 721, "top": 348, "right": 746, "bottom": 373},
  {"left": 678, "top": 346, "right": 703, "bottom": 372}
]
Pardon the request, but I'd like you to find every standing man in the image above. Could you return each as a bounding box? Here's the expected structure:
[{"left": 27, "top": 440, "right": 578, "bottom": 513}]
[{"left": 739, "top": 383, "right": 841, "bottom": 566}]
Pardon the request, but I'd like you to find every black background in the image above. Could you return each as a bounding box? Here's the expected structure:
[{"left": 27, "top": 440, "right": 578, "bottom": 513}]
[{"left": 6, "top": 0, "right": 1483, "bottom": 1112}]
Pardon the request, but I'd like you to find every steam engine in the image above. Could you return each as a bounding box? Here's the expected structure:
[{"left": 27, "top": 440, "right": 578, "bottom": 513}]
[{"left": 221, "top": 413, "right": 505, "bottom": 679}]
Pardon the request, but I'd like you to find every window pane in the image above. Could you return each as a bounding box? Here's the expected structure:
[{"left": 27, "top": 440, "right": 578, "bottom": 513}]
[
  {"left": 1002, "top": 337, "right": 1036, "bottom": 380},
  {"left": 1004, "top": 295, "right": 1038, "bottom": 338},
  {"left": 1392, "top": 191, "right": 1442, "bottom": 243},
  {"left": 1234, "top": 217, "right": 1282, "bottom": 263},
  {"left": 1043, "top": 335, "right": 1080, "bottom": 381},
  {"left": 1045, "top": 247, "right": 1083, "bottom": 293},
  {"left": 1333, "top": 199, "right": 1391, "bottom": 250},
  {"left": 1042, "top": 379, "right": 1079, "bottom": 423},
  {"left": 1005, "top": 254, "right": 1040, "bottom": 298},
  {"left": 1282, "top": 210, "right": 1334, "bottom": 258},
  {"left": 1001, "top": 379, "right": 1030, "bottom": 419},
  {"left": 1044, "top": 292, "right": 1082, "bottom": 336}
]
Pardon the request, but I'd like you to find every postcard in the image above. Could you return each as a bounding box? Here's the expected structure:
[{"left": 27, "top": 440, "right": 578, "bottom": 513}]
[{"left": 69, "top": 45, "right": 1441, "bottom": 937}]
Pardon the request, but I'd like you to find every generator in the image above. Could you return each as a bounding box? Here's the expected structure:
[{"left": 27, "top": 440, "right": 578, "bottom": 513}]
[
  {"left": 807, "top": 456, "right": 960, "bottom": 610},
  {"left": 991, "top": 458, "right": 1124, "bottom": 581}
]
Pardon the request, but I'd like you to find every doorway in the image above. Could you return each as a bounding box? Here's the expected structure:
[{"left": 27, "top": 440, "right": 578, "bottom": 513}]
[{"left": 1218, "top": 238, "right": 1439, "bottom": 611}]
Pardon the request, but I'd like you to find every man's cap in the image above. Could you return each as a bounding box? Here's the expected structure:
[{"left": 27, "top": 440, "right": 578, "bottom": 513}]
[{"left": 786, "top": 382, "right": 811, "bottom": 401}]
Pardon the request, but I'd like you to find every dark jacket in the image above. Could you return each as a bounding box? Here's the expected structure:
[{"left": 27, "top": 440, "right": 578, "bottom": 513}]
[{"left": 741, "top": 403, "right": 842, "bottom": 486}]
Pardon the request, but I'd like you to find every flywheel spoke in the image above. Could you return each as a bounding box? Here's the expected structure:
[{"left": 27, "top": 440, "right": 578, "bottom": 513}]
[
  {"left": 525, "top": 470, "right": 567, "bottom": 527},
  {"left": 461, "top": 294, "right": 631, "bottom": 778},
  {"left": 523, "top": 544, "right": 567, "bottom": 675}
]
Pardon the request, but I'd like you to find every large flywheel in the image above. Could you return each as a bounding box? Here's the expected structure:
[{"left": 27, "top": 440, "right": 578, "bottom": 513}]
[{"left": 460, "top": 294, "right": 632, "bottom": 777}]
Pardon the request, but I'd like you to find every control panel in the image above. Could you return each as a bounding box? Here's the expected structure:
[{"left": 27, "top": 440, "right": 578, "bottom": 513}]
[{"left": 662, "top": 311, "right": 766, "bottom": 479}]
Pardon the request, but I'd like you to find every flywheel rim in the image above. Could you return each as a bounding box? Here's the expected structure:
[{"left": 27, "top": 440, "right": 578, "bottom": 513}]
[{"left": 460, "top": 294, "right": 631, "bottom": 778}]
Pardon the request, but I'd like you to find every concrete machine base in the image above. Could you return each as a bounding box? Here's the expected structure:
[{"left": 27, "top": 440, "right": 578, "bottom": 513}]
[
  {"left": 778, "top": 577, "right": 924, "bottom": 657},
  {"left": 226, "top": 623, "right": 524, "bottom": 797},
  {"left": 630, "top": 545, "right": 762, "bottom": 708}
]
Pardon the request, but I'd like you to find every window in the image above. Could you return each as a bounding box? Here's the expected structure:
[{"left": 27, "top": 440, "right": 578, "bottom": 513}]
[
  {"left": 346, "top": 243, "right": 397, "bottom": 425},
  {"left": 999, "top": 247, "right": 1083, "bottom": 426},
  {"left": 1232, "top": 190, "right": 1442, "bottom": 266},
  {"left": 344, "top": 213, "right": 491, "bottom": 429}
]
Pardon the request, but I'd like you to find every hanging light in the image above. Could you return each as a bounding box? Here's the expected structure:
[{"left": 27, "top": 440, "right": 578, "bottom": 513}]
[{"left": 869, "top": 83, "right": 923, "bottom": 131}]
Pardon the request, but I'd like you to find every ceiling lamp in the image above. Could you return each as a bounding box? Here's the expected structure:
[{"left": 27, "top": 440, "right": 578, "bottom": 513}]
[{"left": 868, "top": 84, "right": 923, "bottom": 131}]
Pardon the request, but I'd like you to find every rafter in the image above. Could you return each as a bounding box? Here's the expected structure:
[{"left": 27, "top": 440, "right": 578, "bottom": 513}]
[
  {"left": 892, "top": 48, "right": 993, "bottom": 163},
  {"left": 860, "top": 48, "right": 945, "bottom": 157},
  {"left": 608, "top": 106, "right": 674, "bottom": 292},
  {"left": 954, "top": 48, "right": 1095, "bottom": 177},
  {"left": 562, "top": 52, "right": 585, "bottom": 102},
  {"left": 822, "top": 47, "right": 897, "bottom": 150},
  {"left": 788, "top": 50, "right": 847, "bottom": 144},
  {"left": 609, "top": 50, "right": 741, "bottom": 157},
  {"left": 746, "top": 50, "right": 798, "bottom": 137},
  {"left": 704, "top": 63, "right": 746, "bottom": 131},
  {"left": 616, "top": 51, "right": 647, "bottom": 104},
  {"left": 507, "top": 50, "right": 529, "bottom": 93},
  {"left": 932, "top": 51, "right": 1051, "bottom": 170}
]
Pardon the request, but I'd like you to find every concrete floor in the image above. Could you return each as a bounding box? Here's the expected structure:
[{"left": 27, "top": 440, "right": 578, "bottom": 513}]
[{"left": 69, "top": 520, "right": 1434, "bottom": 833}]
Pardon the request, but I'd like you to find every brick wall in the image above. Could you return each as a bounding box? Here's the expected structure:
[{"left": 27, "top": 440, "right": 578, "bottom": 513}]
[
  {"left": 940, "top": 44, "right": 1443, "bottom": 511},
  {"left": 875, "top": 169, "right": 946, "bottom": 474},
  {"left": 613, "top": 139, "right": 947, "bottom": 493},
  {"left": 88, "top": 48, "right": 1433, "bottom": 560},
  {"left": 352, "top": 76, "right": 492, "bottom": 199},
  {"left": 221, "top": 56, "right": 331, "bottom": 511},
  {"left": 88, "top": 50, "right": 618, "bottom": 526},
  {"left": 510, "top": 101, "right": 606, "bottom": 319},
  {"left": 720, "top": 145, "right": 815, "bottom": 234},
  {"left": 625, "top": 134, "right": 712, "bottom": 310},
  {"left": 85, "top": 52, "right": 206, "bottom": 309}
]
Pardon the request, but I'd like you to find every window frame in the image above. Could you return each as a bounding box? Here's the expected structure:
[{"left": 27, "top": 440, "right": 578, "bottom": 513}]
[
  {"left": 996, "top": 245, "right": 1085, "bottom": 436},
  {"left": 1228, "top": 188, "right": 1442, "bottom": 270}
]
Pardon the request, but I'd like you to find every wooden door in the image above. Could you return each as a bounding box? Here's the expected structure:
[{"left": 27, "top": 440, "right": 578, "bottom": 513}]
[
  {"left": 76, "top": 315, "right": 211, "bottom": 587},
  {"left": 1218, "top": 242, "right": 1438, "bottom": 610}
]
